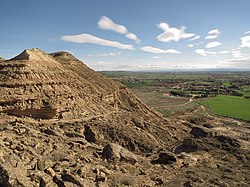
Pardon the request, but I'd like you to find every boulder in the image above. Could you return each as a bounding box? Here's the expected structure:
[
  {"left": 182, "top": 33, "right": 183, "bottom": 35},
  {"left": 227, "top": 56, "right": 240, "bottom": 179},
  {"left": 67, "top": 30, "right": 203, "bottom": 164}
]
[
  {"left": 37, "top": 159, "right": 52, "bottom": 171},
  {"left": 174, "top": 138, "right": 209, "bottom": 153},
  {"left": 202, "top": 123, "right": 214, "bottom": 129},
  {"left": 31, "top": 171, "right": 57, "bottom": 187},
  {"left": 96, "top": 171, "right": 107, "bottom": 182},
  {"left": 84, "top": 125, "right": 96, "bottom": 143},
  {"left": 190, "top": 126, "right": 214, "bottom": 138},
  {"left": 216, "top": 135, "right": 241, "bottom": 148},
  {"left": 61, "top": 173, "right": 81, "bottom": 186},
  {"left": 151, "top": 151, "right": 177, "bottom": 165},
  {"left": 102, "top": 143, "right": 137, "bottom": 164}
]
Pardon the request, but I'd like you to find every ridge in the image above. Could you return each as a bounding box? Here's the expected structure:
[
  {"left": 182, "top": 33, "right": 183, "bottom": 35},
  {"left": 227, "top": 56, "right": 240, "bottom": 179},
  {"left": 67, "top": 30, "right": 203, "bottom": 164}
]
[{"left": 10, "top": 48, "right": 58, "bottom": 63}]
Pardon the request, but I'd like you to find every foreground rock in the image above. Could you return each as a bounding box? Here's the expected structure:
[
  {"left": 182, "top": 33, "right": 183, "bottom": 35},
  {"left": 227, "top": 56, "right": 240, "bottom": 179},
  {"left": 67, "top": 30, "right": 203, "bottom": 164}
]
[
  {"left": 190, "top": 126, "right": 214, "bottom": 138},
  {"left": 0, "top": 155, "right": 34, "bottom": 186},
  {"left": 151, "top": 151, "right": 177, "bottom": 165},
  {"left": 102, "top": 143, "right": 138, "bottom": 164}
]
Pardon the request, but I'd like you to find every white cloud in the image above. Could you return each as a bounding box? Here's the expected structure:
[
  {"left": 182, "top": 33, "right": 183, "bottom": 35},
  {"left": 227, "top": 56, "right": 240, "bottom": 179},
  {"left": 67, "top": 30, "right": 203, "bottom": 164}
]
[
  {"left": 61, "top": 33, "right": 134, "bottom": 50},
  {"left": 152, "top": 56, "right": 161, "bottom": 59},
  {"left": 232, "top": 49, "right": 244, "bottom": 59},
  {"left": 195, "top": 49, "right": 218, "bottom": 56},
  {"left": 206, "top": 51, "right": 216, "bottom": 55},
  {"left": 205, "top": 29, "right": 220, "bottom": 40},
  {"left": 88, "top": 51, "right": 120, "bottom": 57},
  {"left": 208, "top": 29, "right": 220, "bottom": 35},
  {"left": 217, "top": 57, "right": 250, "bottom": 69},
  {"left": 126, "top": 33, "right": 140, "bottom": 43},
  {"left": 157, "top": 22, "right": 195, "bottom": 42},
  {"left": 98, "top": 16, "right": 127, "bottom": 34},
  {"left": 245, "top": 31, "right": 250, "bottom": 34},
  {"left": 240, "top": 36, "right": 250, "bottom": 48},
  {"left": 195, "top": 49, "right": 207, "bottom": 56},
  {"left": 189, "top": 35, "right": 201, "bottom": 41},
  {"left": 141, "top": 46, "right": 180, "bottom": 54},
  {"left": 205, "top": 35, "right": 218, "bottom": 40},
  {"left": 98, "top": 16, "right": 140, "bottom": 43},
  {"left": 165, "top": 49, "right": 181, "bottom": 54},
  {"left": 188, "top": 42, "right": 203, "bottom": 48},
  {"left": 205, "top": 41, "right": 222, "bottom": 48},
  {"left": 220, "top": 51, "right": 230, "bottom": 54}
]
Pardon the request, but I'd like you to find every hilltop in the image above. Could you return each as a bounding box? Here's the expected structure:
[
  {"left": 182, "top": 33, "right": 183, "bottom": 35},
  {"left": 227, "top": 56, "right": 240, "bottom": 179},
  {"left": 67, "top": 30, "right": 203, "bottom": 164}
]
[{"left": 0, "top": 49, "right": 249, "bottom": 186}]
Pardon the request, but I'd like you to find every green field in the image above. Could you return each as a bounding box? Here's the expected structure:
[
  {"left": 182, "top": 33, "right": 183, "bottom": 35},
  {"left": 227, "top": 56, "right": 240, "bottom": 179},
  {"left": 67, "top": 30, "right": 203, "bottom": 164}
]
[{"left": 200, "top": 95, "right": 250, "bottom": 121}]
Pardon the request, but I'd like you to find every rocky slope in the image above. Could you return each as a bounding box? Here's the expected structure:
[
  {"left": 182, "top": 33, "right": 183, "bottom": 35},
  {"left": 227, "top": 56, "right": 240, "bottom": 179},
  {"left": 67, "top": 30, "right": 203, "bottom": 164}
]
[{"left": 0, "top": 49, "right": 249, "bottom": 186}]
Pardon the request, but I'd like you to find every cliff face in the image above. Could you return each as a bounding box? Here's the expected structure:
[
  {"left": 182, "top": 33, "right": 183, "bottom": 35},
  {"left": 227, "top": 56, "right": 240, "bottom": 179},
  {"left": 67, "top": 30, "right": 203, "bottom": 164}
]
[
  {"left": 0, "top": 49, "right": 162, "bottom": 121},
  {"left": 0, "top": 48, "right": 179, "bottom": 153}
]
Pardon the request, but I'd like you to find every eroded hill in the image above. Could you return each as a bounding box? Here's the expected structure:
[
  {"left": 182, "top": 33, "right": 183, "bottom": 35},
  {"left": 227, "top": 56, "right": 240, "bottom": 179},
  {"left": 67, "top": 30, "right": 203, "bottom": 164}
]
[{"left": 0, "top": 49, "right": 249, "bottom": 187}]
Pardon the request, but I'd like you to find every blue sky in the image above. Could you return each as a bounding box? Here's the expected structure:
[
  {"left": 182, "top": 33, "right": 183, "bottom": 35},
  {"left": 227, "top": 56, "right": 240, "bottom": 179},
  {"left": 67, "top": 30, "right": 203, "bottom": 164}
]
[{"left": 1, "top": 0, "right": 250, "bottom": 70}]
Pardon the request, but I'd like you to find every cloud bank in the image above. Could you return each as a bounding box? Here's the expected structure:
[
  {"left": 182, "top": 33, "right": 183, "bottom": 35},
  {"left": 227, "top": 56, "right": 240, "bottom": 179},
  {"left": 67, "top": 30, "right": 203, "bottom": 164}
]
[{"left": 61, "top": 33, "right": 134, "bottom": 50}]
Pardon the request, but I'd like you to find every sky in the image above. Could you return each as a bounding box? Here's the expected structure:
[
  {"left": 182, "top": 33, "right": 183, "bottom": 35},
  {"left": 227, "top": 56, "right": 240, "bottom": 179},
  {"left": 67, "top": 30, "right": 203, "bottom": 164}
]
[{"left": 1, "top": 0, "right": 250, "bottom": 71}]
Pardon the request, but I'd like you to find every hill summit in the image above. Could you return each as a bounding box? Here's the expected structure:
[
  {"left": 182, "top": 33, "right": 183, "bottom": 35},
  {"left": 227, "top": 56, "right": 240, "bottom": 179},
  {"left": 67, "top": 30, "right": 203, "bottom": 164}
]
[{"left": 11, "top": 48, "right": 57, "bottom": 62}]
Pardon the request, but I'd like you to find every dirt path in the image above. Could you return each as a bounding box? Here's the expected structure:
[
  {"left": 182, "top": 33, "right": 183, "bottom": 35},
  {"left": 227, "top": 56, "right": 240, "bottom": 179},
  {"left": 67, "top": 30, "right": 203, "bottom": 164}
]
[
  {"left": 175, "top": 96, "right": 194, "bottom": 107},
  {"left": 199, "top": 104, "right": 249, "bottom": 128},
  {"left": 156, "top": 96, "right": 194, "bottom": 110}
]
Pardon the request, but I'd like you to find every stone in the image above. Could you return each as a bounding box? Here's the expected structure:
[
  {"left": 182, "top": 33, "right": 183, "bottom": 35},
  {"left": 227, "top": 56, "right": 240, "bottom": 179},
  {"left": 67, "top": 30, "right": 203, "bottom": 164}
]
[
  {"left": 202, "top": 123, "right": 214, "bottom": 128},
  {"left": 3, "top": 137, "right": 12, "bottom": 143},
  {"left": 96, "top": 171, "right": 106, "bottom": 182},
  {"left": 190, "top": 126, "right": 214, "bottom": 138},
  {"left": 14, "top": 127, "right": 27, "bottom": 134},
  {"left": 45, "top": 167, "right": 56, "bottom": 177},
  {"left": 151, "top": 151, "right": 177, "bottom": 165},
  {"left": 53, "top": 175, "right": 66, "bottom": 187},
  {"left": 37, "top": 160, "right": 52, "bottom": 171},
  {"left": 102, "top": 143, "right": 137, "bottom": 164},
  {"left": 174, "top": 138, "right": 210, "bottom": 153},
  {"left": 84, "top": 125, "right": 96, "bottom": 143},
  {"left": 43, "top": 129, "right": 56, "bottom": 136},
  {"left": 64, "top": 181, "right": 79, "bottom": 187},
  {"left": 61, "top": 173, "right": 81, "bottom": 186},
  {"left": 93, "top": 165, "right": 111, "bottom": 176},
  {"left": 102, "top": 143, "right": 121, "bottom": 162},
  {"left": 216, "top": 135, "right": 241, "bottom": 148},
  {"left": 37, "top": 172, "right": 58, "bottom": 187}
]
